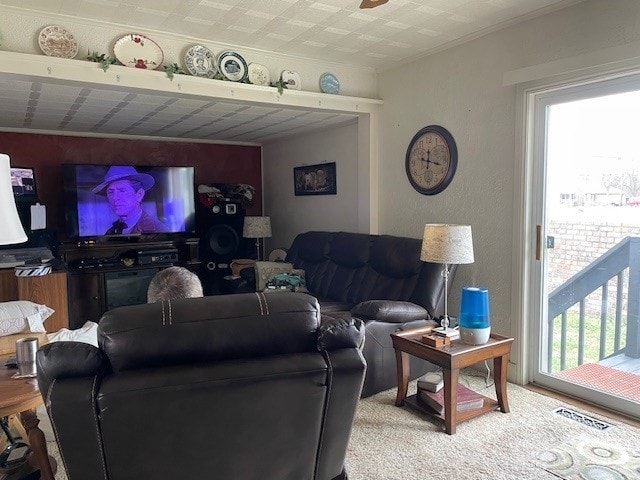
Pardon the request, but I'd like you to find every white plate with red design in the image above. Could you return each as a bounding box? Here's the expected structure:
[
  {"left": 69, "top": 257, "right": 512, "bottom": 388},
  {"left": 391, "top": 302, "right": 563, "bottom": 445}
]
[
  {"left": 281, "top": 70, "right": 302, "bottom": 90},
  {"left": 113, "top": 34, "right": 164, "bottom": 70}
]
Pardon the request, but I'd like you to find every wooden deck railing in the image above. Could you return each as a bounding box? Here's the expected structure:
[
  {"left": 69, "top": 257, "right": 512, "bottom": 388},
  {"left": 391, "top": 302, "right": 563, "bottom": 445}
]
[{"left": 546, "top": 237, "right": 640, "bottom": 373}]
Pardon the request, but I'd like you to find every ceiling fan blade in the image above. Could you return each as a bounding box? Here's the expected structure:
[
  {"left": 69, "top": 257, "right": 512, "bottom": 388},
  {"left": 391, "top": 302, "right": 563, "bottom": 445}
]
[{"left": 359, "top": 0, "right": 389, "bottom": 8}]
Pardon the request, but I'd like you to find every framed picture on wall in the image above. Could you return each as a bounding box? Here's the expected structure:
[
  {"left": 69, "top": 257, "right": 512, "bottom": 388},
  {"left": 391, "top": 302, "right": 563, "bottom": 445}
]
[{"left": 293, "top": 162, "right": 337, "bottom": 196}]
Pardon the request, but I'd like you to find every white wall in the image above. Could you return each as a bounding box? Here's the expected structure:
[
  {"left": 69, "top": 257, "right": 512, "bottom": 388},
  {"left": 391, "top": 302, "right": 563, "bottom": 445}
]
[
  {"left": 0, "top": 6, "right": 377, "bottom": 98},
  {"left": 377, "top": 0, "right": 640, "bottom": 372},
  {"left": 262, "top": 122, "right": 359, "bottom": 251}
]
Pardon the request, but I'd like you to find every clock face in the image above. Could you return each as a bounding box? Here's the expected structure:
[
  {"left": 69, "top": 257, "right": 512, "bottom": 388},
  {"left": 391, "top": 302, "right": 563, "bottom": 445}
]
[{"left": 405, "top": 125, "right": 457, "bottom": 195}]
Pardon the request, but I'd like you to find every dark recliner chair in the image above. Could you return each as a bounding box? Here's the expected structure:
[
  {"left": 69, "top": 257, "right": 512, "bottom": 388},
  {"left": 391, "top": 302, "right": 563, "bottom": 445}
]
[{"left": 36, "top": 293, "right": 365, "bottom": 480}]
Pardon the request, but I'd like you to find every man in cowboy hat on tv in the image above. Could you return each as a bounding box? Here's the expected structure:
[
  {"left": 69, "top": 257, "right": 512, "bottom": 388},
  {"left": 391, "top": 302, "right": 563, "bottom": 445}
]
[{"left": 92, "top": 165, "right": 167, "bottom": 235}]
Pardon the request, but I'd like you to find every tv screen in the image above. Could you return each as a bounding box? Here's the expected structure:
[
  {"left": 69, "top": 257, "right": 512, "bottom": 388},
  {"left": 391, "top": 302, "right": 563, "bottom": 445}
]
[
  {"left": 11, "top": 167, "right": 37, "bottom": 198},
  {"left": 62, "top": 164, "right": 195, "bottom": 238}
]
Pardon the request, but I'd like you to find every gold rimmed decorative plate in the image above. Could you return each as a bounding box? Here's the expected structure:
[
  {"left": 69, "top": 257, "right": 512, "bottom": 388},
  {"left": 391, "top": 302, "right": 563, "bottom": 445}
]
[
  {"left": 38, "top": 26, "right": 78, "bottom": 59},
  {"left": 113, "top": 33, "right": 164, "bottom": 70}
]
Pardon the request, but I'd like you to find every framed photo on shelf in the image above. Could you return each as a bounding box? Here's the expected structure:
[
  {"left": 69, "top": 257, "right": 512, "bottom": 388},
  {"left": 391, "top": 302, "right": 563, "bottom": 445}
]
[{"left": 293, "top": 162, "right": 337, "bottom": 196}]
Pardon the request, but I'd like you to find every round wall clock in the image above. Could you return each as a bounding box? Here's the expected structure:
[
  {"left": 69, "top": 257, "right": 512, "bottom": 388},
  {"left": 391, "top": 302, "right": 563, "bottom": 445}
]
[{"left": 405, "top": 125, "right": 458, "bottom": 195}]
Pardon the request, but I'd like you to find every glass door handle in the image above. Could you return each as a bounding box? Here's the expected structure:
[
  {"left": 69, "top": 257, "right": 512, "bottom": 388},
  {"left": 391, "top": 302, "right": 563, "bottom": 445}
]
[
  {"left": 536, "top": 227, "right": 555, "bottom": 260},
  {"left": 546, "top": 236, "right": 555, "bottom": 248}
]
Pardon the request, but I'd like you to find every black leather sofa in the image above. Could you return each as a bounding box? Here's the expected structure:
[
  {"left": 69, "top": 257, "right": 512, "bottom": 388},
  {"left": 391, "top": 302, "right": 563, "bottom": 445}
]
[
  {"left": 285, "top": 231, "right": 455, "bottom": 397},
  {"left": 36, "top": 293, "right": 365, "bottom": 480}
]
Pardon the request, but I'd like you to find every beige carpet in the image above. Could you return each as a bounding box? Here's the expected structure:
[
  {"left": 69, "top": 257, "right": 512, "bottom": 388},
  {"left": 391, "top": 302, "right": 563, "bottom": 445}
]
[
  {"left": 345, "top": 372, "right": 640, "bottom": 480},
  {"left": 39, "top": 372, "right": 640, "bottom": 480}
]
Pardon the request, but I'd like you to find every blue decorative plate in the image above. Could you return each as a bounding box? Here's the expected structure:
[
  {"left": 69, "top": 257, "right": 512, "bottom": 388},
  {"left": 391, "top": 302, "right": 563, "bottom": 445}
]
[
  {"left": 217, "top": 51, "right": 248, "bottom": 82},
  {"left": 319, "top": 72, "right": 340, "bottom": 94}
]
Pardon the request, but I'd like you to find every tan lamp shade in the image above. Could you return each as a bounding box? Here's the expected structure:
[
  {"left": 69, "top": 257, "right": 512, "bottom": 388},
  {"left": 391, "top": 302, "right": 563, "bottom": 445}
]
[
  {"left": 0, "top": 154, "right": 28, "bottom": 245},
  {"left": 420, "top": 224, "right": 474, "bottom": 265},
  {"left": 243, "top": 216, "right": 272, "bottom": 239}
]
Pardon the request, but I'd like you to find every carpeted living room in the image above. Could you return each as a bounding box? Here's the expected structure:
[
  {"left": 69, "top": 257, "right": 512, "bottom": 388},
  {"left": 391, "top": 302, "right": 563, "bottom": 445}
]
[
  {"left": 35, "top": 373, "right": 640, "bottom": 480},
  {"left": 1, "top": 0, "right": 640, "bottom": 479}
]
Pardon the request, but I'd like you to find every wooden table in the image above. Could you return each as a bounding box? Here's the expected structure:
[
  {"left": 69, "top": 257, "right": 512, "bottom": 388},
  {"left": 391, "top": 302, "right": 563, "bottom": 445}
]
[
  {"left": 391, "top": 325, "right": 514, "bottom": 434},
  {"left": 0, "top": 356, "right": 55, "bottom": 480}
]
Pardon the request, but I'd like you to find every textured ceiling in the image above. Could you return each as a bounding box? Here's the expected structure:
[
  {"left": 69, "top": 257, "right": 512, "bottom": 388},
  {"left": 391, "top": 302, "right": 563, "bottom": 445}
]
[
  {"left": 2, "top": 0, "right": 579, "bottom": 70},
  {"left": 0, "top": 0, "right": 580, "bottom": 144},
  {"left": 0, "top": 76, "right": 359, "bottom": 143}
]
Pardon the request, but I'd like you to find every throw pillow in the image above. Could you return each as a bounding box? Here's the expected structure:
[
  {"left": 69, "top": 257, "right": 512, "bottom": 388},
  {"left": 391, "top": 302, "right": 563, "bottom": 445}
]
[
  {"left": 351, "top": 300, "right": 429, "bottom": 322},
  {"left": 0, "top": 300, "right": 54, "bottom": 336}
]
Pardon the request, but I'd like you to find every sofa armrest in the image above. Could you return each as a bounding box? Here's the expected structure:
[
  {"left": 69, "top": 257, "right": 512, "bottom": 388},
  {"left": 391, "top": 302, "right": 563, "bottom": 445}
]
[
  {"left": 318, "top": 316, "right": 365, "bottom": 350},
  {"left": 36, "top": 341, "right": 110, "bottom": 398},
  {"left": 351, "top": 300, "right": 429, "bottom": 323}
]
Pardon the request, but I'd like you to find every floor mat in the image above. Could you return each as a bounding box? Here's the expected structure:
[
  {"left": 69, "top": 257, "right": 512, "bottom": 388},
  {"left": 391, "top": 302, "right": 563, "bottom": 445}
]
[
  {"left": 534, "top": 436, "right": 640, "bottom": 479},
  {"left": 555, "top": 363, "right": 640, "bottom": 401}
]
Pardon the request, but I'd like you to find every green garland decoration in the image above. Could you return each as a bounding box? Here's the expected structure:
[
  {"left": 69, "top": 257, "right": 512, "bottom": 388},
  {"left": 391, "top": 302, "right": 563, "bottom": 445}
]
[
  {"left": 270, "top": 75, "right": 288, "bottom": 95},
  {"left": 87, "top": 50, "right": 116, "bottom": 72},
  {"left": 164, "top": 63, "right": 185, "bottom": 81},
  {"left": 83, "top": 47, "right": 286, "bottom": 94}
]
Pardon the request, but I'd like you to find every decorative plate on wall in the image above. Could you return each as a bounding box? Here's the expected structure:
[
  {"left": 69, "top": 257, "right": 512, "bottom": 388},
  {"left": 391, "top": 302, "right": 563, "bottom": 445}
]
[
  {"left": 184, "top": 44, "right": 217, "bottom": 78},
  {"left": 319, "top": 72, "right": 340, "bottom": 94},
  {"left": 217, "top": 51, "right": 248, "bottom": 82},
  {"left": 38, "top": 26, "right": 78, "bottom": 59},
  {"left": 281, "top": 70, "right": 302, "bottom": 90},
  {"left": 113, "top": 34, "right": 164, "bottom": 70},
  {"left": 248, "top": 63, "right": 270, "bottom": 86}
]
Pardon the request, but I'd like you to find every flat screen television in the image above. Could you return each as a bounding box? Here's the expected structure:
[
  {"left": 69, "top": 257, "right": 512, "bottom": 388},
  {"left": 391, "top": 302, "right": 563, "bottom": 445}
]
[{"left": 62, "top": 164, "right": 195, "bottom": 239}]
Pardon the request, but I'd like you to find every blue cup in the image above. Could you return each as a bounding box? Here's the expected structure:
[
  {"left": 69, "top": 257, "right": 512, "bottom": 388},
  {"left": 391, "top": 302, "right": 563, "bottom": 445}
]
[{"left": 459, "top": 287, "right": 490, "bottom": 344}]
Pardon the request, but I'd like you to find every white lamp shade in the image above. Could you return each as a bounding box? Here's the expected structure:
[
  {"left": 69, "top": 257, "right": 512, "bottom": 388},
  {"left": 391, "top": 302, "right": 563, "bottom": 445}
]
[
  {"left": 243, "top": 216, "right": 272, "bottom": 238},
  {"left": 0, "top": 154, "right": 28, "bottom": 245},
  {"left": 420, "top": 224, "right": 474, "bottom": 265}
]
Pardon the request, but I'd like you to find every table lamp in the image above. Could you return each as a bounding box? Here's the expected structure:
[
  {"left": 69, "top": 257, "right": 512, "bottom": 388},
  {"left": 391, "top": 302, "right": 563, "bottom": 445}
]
[
  {"left": 420, "top": 224, "right": 474, "bottom": 336},
  {"left": 243, "top": 216, "right": 272, "bottom": 261},
  {"left": 0, "top": 154, "right": 28, "bottom": 246},
  {"left": 459, "top": 287, "right": 491, "bottom": 344}
]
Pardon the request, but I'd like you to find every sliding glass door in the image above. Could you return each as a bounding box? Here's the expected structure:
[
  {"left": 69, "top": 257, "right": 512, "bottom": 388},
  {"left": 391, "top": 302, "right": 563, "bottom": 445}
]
[{"left": 530, "top": 73, "right": 640, "bottom": 419}]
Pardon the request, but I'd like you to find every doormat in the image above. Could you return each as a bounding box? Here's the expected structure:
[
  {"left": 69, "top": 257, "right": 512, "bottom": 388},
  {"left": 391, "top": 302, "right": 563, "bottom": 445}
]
[
  {"left": 555, "top": 363, "right": 640, "bottom": 402},
  {"left": 534, "top": 436, "right": 640, "bottom": 479}
]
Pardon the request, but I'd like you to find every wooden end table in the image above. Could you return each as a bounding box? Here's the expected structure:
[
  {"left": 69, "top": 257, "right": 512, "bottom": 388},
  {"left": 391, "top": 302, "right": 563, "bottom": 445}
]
[
  {"left": 391, "top": 325, "right": 514, "bottom": 435},
  {"left": 0, "top": 356, "right": 56, "bottom": 480}
]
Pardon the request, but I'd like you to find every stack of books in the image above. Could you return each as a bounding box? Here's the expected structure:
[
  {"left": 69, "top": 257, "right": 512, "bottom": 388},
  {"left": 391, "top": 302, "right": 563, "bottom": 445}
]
[
  {"left": 417, "top": 379, "right": 484, "bottom": 415},
  {"left": 417, "top": 372, "right": 444, "bottom": 392}
]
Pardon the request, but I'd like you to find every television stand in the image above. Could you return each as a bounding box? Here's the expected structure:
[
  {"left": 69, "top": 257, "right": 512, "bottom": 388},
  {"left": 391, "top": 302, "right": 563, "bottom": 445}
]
[
  {"left": 59, "top": 237, "right": 199, "bottom": 328},
  {"left": 107, "top": 235, "right": 141, "bottom": 243}
]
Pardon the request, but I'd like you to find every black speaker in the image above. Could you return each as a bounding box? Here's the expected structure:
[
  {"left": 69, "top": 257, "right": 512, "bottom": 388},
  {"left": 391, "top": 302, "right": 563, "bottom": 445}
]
[{"left": 196, "top": 201, "right": 251, "bottom": 294}]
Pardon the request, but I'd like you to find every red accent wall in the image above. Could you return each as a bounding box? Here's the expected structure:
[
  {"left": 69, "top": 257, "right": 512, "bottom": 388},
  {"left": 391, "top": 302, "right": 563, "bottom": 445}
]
[{"left": 0, "top": 132, "right": 262, "bottom": 240}]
